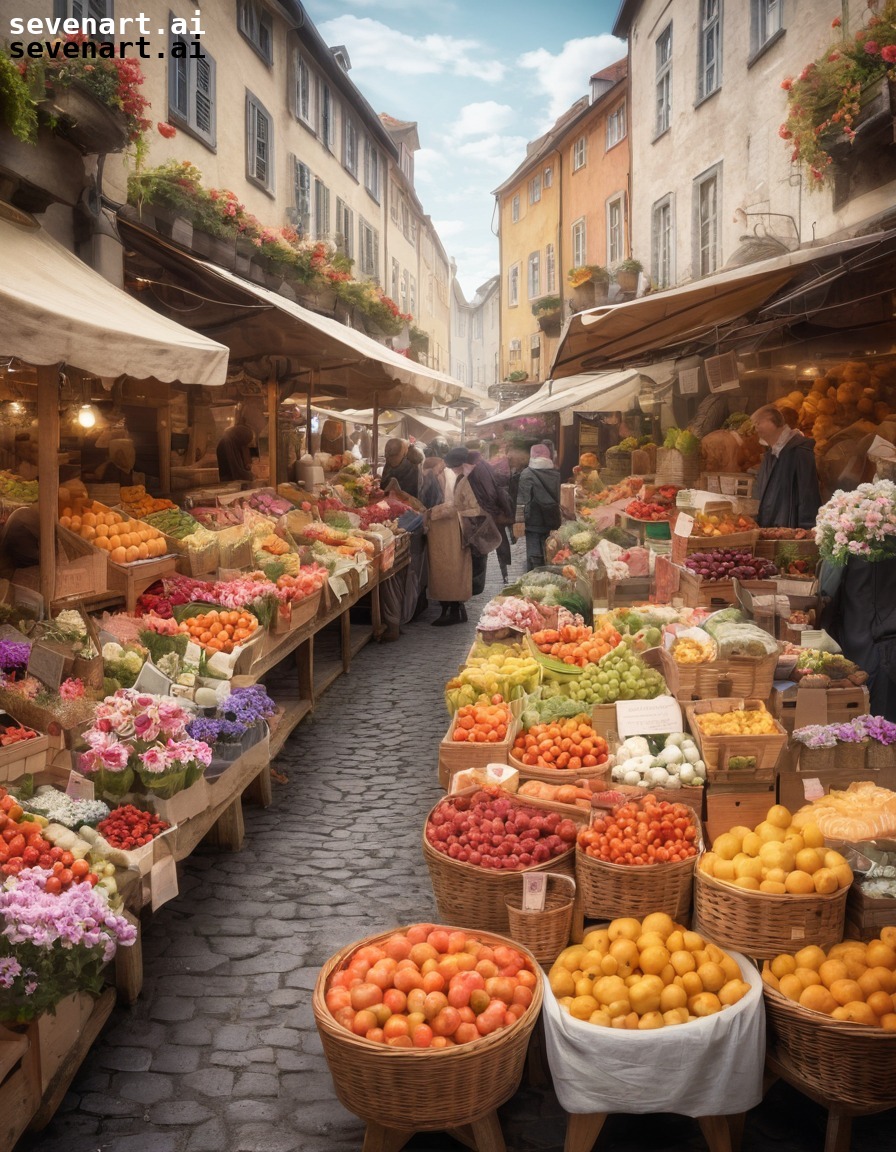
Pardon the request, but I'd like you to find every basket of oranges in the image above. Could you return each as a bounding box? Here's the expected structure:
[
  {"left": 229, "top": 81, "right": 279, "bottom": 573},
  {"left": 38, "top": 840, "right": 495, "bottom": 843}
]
[
  {"left": 174, "top": 603, "right": 261, "bottom": 657},
  {"left": 509, "top": 714, "right": 610, "bottom": 785},
  {"left": 437, "top": 699, "right": 517, "bottom": 789}
]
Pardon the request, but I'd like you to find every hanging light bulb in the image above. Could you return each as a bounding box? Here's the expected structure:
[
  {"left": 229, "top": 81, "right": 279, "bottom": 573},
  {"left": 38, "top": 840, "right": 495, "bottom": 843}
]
[{"left": 77, "top": 404, "right": 97, "bottom": 429}]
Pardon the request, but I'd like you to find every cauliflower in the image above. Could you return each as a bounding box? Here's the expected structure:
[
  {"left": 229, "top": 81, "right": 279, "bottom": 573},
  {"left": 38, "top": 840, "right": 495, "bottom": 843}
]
[
  {"left": 570, "top": 531, "right": 596, "bottom": 554},
  {"left": 102, "top": 642, "right": 124, "bottom": 660}
]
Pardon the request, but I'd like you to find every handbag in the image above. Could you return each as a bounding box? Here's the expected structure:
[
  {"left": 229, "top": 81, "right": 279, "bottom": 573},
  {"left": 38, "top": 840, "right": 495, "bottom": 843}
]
[{"left": 467, "top": 514, "right": 503, "bottom": 556}]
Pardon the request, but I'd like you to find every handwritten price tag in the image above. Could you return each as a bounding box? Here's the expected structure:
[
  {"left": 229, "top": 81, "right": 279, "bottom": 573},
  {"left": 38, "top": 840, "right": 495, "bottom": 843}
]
[
  {"left": 150, "top": 856, "right": 179, "bottom": 913},
  {"left": 521, "top": 873, "right": 547, "bottom": 912},
  {"left": 673, "top": 512, "right": 694, "bottom": 539},
  {"left": 803, "top": 777, "right": 825, "bottom": 802},
  {"left": 65, "top": 771, "right": 95, "bottom": 801}
]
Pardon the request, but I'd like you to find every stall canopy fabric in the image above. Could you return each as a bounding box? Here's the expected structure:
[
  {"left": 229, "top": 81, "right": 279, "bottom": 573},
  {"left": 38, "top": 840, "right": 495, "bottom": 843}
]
[
  {"left": 0, "top": 215, "right": 229, "bottom": 385},
  {"left": 477, "top": 369, "right": 643, "bottom": 426},
  {"left": 551, "top": 232, "right": 892, "bottom": 379},
  {"left": 120, "top": 219, "right": 481, "bottom": 408}
]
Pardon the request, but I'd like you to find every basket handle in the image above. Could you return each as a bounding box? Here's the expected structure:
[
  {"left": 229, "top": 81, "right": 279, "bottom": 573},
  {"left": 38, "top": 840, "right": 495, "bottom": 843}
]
[{"left": 544, "top": 872, "right": 576, "bottom": 896}]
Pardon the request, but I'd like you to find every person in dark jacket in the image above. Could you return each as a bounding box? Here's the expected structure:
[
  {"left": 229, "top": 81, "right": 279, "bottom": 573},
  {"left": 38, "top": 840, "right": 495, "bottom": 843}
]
[
  {"left": 514, "top": 444, "right": 561, "bottom": 571},
  {"left": 379, "top": 438, "right": 420, "bottom": 498},
  {"left": 216, "top": 423, "right": 254, "bottom": 483},
  {"left": 752, "top": 406, "right": 821, "bottom": 530}
]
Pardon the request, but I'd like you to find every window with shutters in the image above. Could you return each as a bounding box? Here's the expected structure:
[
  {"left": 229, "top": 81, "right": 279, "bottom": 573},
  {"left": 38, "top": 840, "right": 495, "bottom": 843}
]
[
  {"left": 344, "top": 118, "right": 358, "bottom": 176},
  {"left": 359, "top": 218, "right": 379, "bottom": 277},
  {"left": 237, "top": 0, "right": 273, "bottom": 64},
  {"left": 606, "top": 101, "right": 626, "bottom": 149},
  {"left": 572, "top": 218, "right": 586, "bottom": 267},
  {"left": 314, "top": 179, "right": 330, "bottom": 241},
  {"left": 545, "top": 243, "right": 556, "bottom": 293},
  {"left": 57, "top": 0, "right": 113, "bottom": 34},
  {"left": 528, "top": 173, "right": 541, "bottom": 205},
  {"left": 168, "top": 35, "right": 216, "bottom": 148},
  {"left": 391, "top": 259, "right": 400, "bottom": 301},
  {"left": 508, "top": 339, "right": 522, "bottom": 363},
  {"left": 606, "top": 195, "right": 624, "bottom": 266},
  {"left": 335, "top": 197, "right": 353, "bottom": 258},
  {"left": 698, "top": 0, "right": 722, "bottom": 100},
  {"left": 364, "top": 139, "right": 380, "bottom": 201},
  {"left": 293, "top": 159, "right": 311, "bottom": 237},
  {"left": 320, "top": 83, "right": 334, "bottom": 149},
  {"left": 508, "top": 264, "right": 520, "bottom": 307},
  {"left": 294, "top": 51, "right": 314, "bottom": 126},
  {"left": 527, "top": 251, "right": 540, "bottom": 299},
  {"left": 246, "top": 93, "right": 273, "bottom": 192},
  {"left": 572, "top": 137, "right": 586, "bottom": 171},
  {"left": 655, "top": 24, "right": 673, "bottom": 136}
]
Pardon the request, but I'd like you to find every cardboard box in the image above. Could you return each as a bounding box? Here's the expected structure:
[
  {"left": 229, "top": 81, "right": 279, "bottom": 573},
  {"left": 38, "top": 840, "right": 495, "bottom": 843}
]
[
  {"left": 846, "top": 881, "right": 896, "bottom": 941},
  {"left": 778, "top": 756, "right": 886, "bottom": 813},
  {"left": 15, "top": 526, "right": 107, "bottom": 601},
  {"left": 704, "top": 782, "right": 777, "bottom": 843},
  {"left": 769, "top": 682, "right": 870, "bottom": 735}
]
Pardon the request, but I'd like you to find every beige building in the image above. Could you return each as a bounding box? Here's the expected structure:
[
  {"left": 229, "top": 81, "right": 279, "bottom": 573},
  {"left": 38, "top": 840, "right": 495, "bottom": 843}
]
[
  {"left": 614, "top": 0, "right": 896, "bottom": 289},
  {"left": 450, "top": 272, "right": 500, "bottom": 398}
]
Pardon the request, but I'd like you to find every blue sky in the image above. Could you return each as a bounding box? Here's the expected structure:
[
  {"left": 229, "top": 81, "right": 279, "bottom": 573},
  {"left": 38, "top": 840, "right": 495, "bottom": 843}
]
[{"left": 303, "top": 0, "right": 626, "bottom": 298}]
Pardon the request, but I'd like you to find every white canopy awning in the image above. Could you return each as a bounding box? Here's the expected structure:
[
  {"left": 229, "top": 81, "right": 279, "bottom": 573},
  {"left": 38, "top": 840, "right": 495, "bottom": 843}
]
[
  {"left": 0, "top": 214, "right": 229, "bottom": 385},
  {"left": 477, "top": 369, "right": 643, "bottom": 426}
]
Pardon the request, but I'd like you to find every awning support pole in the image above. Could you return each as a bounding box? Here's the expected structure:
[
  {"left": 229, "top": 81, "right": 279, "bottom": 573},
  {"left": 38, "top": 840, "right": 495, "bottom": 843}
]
[
  {"left": 37, "top": 363, "right": 61, "bottom": 608},
  {"left": 267, "top": 372, "right": 278, "bottom": 486},
  {"left": 460, "top": 409, "right": 466, "bottom": 442},
  {"left": 372, "top": 393, "right": 379, "bottom": 471},
  {"left": 306, "top": 376, "right": 313, "bottom": 459}
]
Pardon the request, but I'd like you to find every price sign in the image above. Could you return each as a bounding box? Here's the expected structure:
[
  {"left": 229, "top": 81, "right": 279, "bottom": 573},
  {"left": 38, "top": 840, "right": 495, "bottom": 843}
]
[
  {"left": 27, "top": 643, "right": 66, "bottom": 690},
  {"left": 521, "top": 873, "right": 547, "bottom": 912},
  {"left": 802, "top": 777, "right": 825, "bottom": 802},
  {"left": 616, "top": 697, "right": 683, "bottom": 740},
  {"left": 65, "top": 771, "right": 95, "bottom": 801},
  {"left": 673, "top": 513, "right": 694, "bottom": 539}
]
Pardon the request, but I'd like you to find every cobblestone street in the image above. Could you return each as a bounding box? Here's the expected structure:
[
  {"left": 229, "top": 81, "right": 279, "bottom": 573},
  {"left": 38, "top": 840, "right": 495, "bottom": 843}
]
[{"left": 18, "top": 553, "right": 896, "bottom": 1152}]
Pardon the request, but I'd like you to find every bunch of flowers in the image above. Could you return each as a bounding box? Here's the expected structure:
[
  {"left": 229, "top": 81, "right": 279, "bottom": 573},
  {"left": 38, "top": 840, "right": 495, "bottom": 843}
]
[
  {"left": 794, "top": 715, "right": 896, "bottom": 746},
  {"left": 187, "top": 686, "right": 276, "bottom": 750},
  {"left": 815, "top": 479, "right": 896, "bottom": 564},
  {"left": 58, "top": 678, "right": 85, "bottom": 701},
  {"left": 79, "top": 689, "right": 210, "bottom": 799},
  {"left": 0, "top": 866, "right": 136, "bottom": 1022},
  {"left": 0, "top": 641, "right": 29, "bottom": 673},
  {"left": 780, "top": 1, "right": 896, "bottom": 186},
  {"left": 211, "top": 574, "right": 287, "bottom": 609},
  {"left": 101, "top": 642, "right": 147, "bottom": 690},
  {"left": 40, "top": 610, "right": 97, "bottom": 658}
]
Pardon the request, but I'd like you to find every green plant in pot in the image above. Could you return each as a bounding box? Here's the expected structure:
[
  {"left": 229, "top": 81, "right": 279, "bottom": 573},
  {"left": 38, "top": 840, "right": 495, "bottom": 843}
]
[
  {"left": 532, "top": 294, "right": 563, "bottom": 334},
  {"left": 0, "top": 55, "right": 38, "bottom": 143},
  {"left": 507, "top": 369, "right": 529, "bottom": 383},
  {"left": 613, "top": 258, "right": 643, "bottom": 293}
]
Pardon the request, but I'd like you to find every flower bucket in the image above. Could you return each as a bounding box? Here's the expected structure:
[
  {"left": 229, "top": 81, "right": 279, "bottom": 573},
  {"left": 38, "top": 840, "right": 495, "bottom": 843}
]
[
  {"left": 835, "top": 741, "right": 868, "bottom": 773},
  {"left": 798, "top": 745, "right": 835, "bottom": 773},
  {"left": 867, "top": 742, "right": 896, "bottom": 770}
]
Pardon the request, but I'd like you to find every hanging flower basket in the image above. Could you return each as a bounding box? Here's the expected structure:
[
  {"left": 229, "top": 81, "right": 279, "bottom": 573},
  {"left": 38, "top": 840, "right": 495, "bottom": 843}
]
[
  {"left": 190, "top": 229, "right": 236, "bottom": 270},
  {"left": 40, "top": 80, "right": 129, "bottom": 155}
]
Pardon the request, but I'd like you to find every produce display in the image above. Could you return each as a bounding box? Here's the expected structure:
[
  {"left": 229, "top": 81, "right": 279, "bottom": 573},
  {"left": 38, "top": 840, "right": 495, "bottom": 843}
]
[
  {"left": 0, "top": 723, "right": 41, "bottom": 747},
  {"left": 96, "top": 805, "right": 170, "bottom": 850},
  {"left": 578, "top": 797, "right": 700, "bottom": 866},
  {"left": 478, "top": 597, "right": 551, "bottom": 635},
  {"left": 578, "top": 476, "right": 645, "bottom": 509},
  {"left": 700, "top": 804, "right": 853, "bottom": 894},
  {"left": 549, "top": 913, "right": 749, "bottom": 1027},
  {"left": 255, "top": 533, "right": 291, "bottom": 557},
  {"left": 58, "top": 498, "right": 168, "bottom": 563},
  {"left": 689, "top": 512, "right": 758, "bottom": 538},
  {"left": 177, "top": 608, "right": 259, "bottom": 653},
  {"left": 791, "top": 649, "right": 866, "bottom": 685},
  {"left": 791, "top": 782, "right": 896, "bottom": 842},
  {"left": 512, "top": 715, "right": 609, "bottom": 772},
  {"left": 610, "top": 733, "right": 707, "bottom": 790},
  {"left": 425, "top": 788, "right": 579, "bottom": 869},
  {"left": 530, "top": 623, "right": 622, "bottom": 668},
  {"left": 671, "top": 633, "right": 717, "bottom": 665},
  {"left": 564, "top": 643, "right": 668, "bottom": 705},
  {"left": 662, "top": 428, "right": 701, "bottom": 455},
  {"left": 17, "top": 786, "right": 109, "bottom": 829},
  {"left": 683, "top": 549, "right": 777, "bottom": 581},
  {"left": 120, "top": 485, "right": 176, "bottom": 517},
  {"left": 693, "top": 705, "right": 780, "bottom": 737},
  {"left": 189, "top": 505, "right": 244, "bottom": 529},
  {"left": 624, "top": 499, "right": 675, "bottom": 522},
  {"left": 0, "top": 789, "right": 100, "bottom": 888},
  {"left": 761, "top": 930, "right": 896, "bottom": 1028},
  {"left": 450, "top": 700, "right": 512, "bottom": 743},
  {"left": 517, "top": 780, "right": 594, "bottom": 808},
  {"left": 757, "top": 527, "right": 814, "bottom": 540},
  {"left": 0, "top": 470, "right": 38, "bottom": 503},
  {"left": 774, "top": 542, "right": 818, "bottom": 577},
  {"left": 144, "top": 507, "right": 214, "bottom": 543},
  {"left": 227, "top": 491, "right": 294, "bottom": 517},
  {"left": 323, "top": 924, "right": 538, "bottom": 1047},
  {"left": 445, "top": 645, "right": 541, "bottom": 711},
  {"left": 275, "top": 566, "right": 328, "bottom": 603}
]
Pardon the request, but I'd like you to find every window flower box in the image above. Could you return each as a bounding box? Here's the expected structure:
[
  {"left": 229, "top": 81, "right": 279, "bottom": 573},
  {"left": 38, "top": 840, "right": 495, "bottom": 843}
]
[{"left": 39, "top": 80, "right": 129, "bottom": 155}]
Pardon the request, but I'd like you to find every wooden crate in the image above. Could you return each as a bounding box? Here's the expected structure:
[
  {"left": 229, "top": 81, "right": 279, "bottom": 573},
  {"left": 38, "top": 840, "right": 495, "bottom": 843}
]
[
  {"left": 755, "top": 536, "right": 820, "bottom": 563},
  {"left": 437, "top": 714, "right": 517, "bottom": 789},
  {"left": 670, "top": 528, "right": 759, "bottom": 567},
  {"left": 0, "top": 1023, "right": 39, "bottom": 1152},
  {"left": 271, "top": 588, "right": 322, "bottom": 635},
  {"left": 677, "top": 567, "right": 776, "bottom": 609},
  {"left": 607, "top": 575, "right": 653, "bottom": 608},
  {"left": 704, "top": 781, "right": 777, "bottom": 843},
  {"left": 0, "top": 712, "right": 50, "bottom": 784},
  {"left": 685, "top": 697, "right": 788, "bottom": 778},
  {"left": 769, "top": 684, "right": 870, "bottom": 735},
  {"left": 659, "top": 646, "right": 778, "bottom": 703},
  {"left": 845, "top": 884, "right": 896, "bottom": 941},
  {"left": 14, "top": 525, "right": 107, "bottom": 601},
  {"left": 778, "top": 759, "right": 887, "bottom": 813},
  {"left": 107, "top": 553, "right": 179, "bottom": 614}
]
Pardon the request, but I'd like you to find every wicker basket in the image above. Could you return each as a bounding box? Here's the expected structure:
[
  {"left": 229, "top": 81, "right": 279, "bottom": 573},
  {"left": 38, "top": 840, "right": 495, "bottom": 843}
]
[
  {"left": 836, "top": 741, "right": 869, "bottom": 772},
  {"left": 602, "top": 453, "right": 632, "bottom": 485},
  {"left": 867, "top": 742, "right": 896, "bottom": 771},
  {"left": 312, "top": 925, "right": 543, "bottom": 1132},
  {"left": 504, "top": 873, "right": 576, "bottom": 966},
  {"left": 508, "top": 750, "right": 610, "bottom": 788},
  {"left": 422, "top": 797, "right": 580, "bottom": 934},
  {"left": 762, "top": 979, "right": 896, "bottom": 1109},
  {"left": 655, "top": 448, "right": 701, "bottom": 487},
  {"left": 693, "top": 867, "right": 848, "bottom": 955},
  {"left": 798, "top": 745, "right": 836, "bottom": 773},
  {"left": 576, "top": 846, "right": 698, "bottom": 923}
]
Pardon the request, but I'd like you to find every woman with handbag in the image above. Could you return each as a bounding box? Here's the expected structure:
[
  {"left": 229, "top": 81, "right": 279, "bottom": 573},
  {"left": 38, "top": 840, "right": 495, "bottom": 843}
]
[
  {"left": 513, "top": 444, "right": 562, "bottom": 571},
  {"left": 425, "top": 449, "right": 473, "bottom": 627}
]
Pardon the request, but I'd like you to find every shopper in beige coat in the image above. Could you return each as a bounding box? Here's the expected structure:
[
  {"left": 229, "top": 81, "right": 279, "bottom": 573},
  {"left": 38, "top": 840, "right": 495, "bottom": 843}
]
[{"left": 425, "top": 447, "right": 474, "bottom": 625}]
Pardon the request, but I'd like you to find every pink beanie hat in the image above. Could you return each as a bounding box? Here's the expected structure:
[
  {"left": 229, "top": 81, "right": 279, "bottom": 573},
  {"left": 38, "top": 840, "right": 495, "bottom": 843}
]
[{"left": 530, "top": 444, "right": 552, "bottom": 461}]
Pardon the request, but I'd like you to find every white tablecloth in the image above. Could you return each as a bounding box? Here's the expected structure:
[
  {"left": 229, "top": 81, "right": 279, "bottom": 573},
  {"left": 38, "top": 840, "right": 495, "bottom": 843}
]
[{"left": 542, "top": 950, "right": 765, "bottom": 1117}]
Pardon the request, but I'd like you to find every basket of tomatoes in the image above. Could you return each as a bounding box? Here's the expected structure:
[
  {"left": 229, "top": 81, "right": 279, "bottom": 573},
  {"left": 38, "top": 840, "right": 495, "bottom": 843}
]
[
  {"left": 576, "top": 795, "right": 702, "bottom": 922},
  {"left": 422, "top": 787, "right": 585, "bottom": 934},
  {"left": 509, "top": 715, "right": 610, "bottom": 785},
  {"left": 437, "top": 698, "right": 517, "bottom": 789},
  {"left": 313, "top": 923, "right": 543, "bottom": 1139}
]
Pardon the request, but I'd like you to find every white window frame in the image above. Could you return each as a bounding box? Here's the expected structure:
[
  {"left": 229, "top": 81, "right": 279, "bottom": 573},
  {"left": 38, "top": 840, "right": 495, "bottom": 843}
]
[
  {"left": 335, "top": 197, "right": 353, "bottom": 259},
  {"left": 391, "top": 258, "right": 400, "bottom": 301},
  {"left": 237, "top": 0, "right": 273, "bottom": 65},
  {"left": 572, "top": 218, "right": 586, "bottom": 268},
  {"left": 572, "top": 136, "right": 587, "bottom": 172},
  {"left": 527, "top": 251, "right": 540, "bottom": 299},
  {"left": 343, "top": 117, "right": 358, "bottom": 176},
  {"left": 390, "top": 182, "right": 399, "bottom": 224},
  {"left": 400, "top": 270, "right": 410, "bottom": 316},
  {"left": 168, "top": 33, "right": 216, "bottom": 148},
  {"left": 545, "top": 243, "right": 556, "bottom": 293},
  {"left": 698, "top": 0, "right": 722, "bottom": 100},
  {"left": 606, "top": 195, "right": 624, "bottom": 267},
  {"left": 606, "top": 101, "right": 626, "bottom": 150},
  {"left": 694, "top": 164, "right": 721, "bottom": 277},
  {"left": 750, "top": 0, "right": 783, "bottom": 55},
  {"left": 292, "top": 157, "right": 311, "bottom": 237},
  {"left": 320, "top": 82, "right": 334, "bottom": 150},
  {"left": 508, "top": 339, "right": 522, "bottom": 363},
  {"left": 364, "top": 138, "right": 380, "bottom": 202},
  {"left": 246, "top": 91, "right": 273, "bottom": 192},
  {"left": 508, "top": 263, "right": 520, "bottom": 307},
  {"left": 530, "top": 333, "right": 541, "bottom": 364},
  {"left": 655, "top": 24, "right": 673, "bottom": 136},
  {"left": 358, "top": 217, "right": 379, "bottom": 277},
  {"left": 314, "top": 178, "right": 330, "bottom": 242},
  {"left": 294, "top": 51, "right": 314, "bottom": 127},
  {"left": 59, "top": 1, "right": 113, "bottom": 33},
  {"left": 511, "top": 194, "right": 520, "bottom": 223},
  {"left": 529, "top": 173, "right": 541, "bottom": 205},
  {"left": 652, "top": 194, "right": 674, "bottom": 290},
  {"left": 409, "top": 275, "right": 416, "bottom": 318},
  {"left": 544, "top": 166, "right": 553, "bottom": 188}
]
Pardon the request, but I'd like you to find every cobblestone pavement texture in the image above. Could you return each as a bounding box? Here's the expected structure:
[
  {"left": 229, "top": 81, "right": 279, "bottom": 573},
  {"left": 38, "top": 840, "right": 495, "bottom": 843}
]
[{"left": 18, "top": 551, "right": 896, "bottom": 1152}]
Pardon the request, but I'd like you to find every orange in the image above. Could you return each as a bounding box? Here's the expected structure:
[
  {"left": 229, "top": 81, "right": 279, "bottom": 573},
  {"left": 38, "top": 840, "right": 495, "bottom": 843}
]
[
  {"left": 798, "top": 985, "right": 837, "bottom": 1015},
  {"left": 778, "top": 974, "right": 802, "bottom": 1001},
  {"left": 829, "top": 979, "right": 865, "bottom": 1006},
  {"left": 818, "top": 959, "right": 849, "bottom": 988},
  {"left": 866, "top": 941, "right": 896, "bottom": 969},
  {"left": 794, "top": 945, "right": 827, "bottom": 971}
]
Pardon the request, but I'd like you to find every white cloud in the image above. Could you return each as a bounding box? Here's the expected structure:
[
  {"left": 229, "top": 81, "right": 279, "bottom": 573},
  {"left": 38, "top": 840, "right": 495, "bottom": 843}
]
[
  {"left": 413, "top": 147, "right": 448, "bottom": 184},
  {"left": 451, "top": 101, "right": 515, "bottom": 140},
  {"left": 454, "top": 133, "right": 529, "bottom": 170},
  {"left": 317, "top": 16, "right": 506, "bottom": 82},
  {"left": 431, "top": 219, "right": 467, "bottom": 238},
  {"left": 517, "top": 34, "right": 626, "bottom": 120}
]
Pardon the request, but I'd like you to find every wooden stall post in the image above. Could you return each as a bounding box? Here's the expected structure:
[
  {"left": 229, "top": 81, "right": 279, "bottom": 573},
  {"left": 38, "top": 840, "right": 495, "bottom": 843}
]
[
  {"left": 157, "top": 386, "right": 171, "bottom": 496},
  {"left": 306, "top": 388, "right": 313, "bottom": 459},
  {"left": 36, "top": 363, "right": 61, "bottom": 608},
  {"left": 267, "top": 373, "right": 278, "bottom": 486},
  {"left": 372, "top": 392, "right": 379, "bottom": 472}
]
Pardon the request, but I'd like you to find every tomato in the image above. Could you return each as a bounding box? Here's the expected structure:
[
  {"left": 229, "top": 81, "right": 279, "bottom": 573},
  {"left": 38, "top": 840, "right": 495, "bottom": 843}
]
[{"left": 44, "top": 875, "right": 62, "bottom": 894}]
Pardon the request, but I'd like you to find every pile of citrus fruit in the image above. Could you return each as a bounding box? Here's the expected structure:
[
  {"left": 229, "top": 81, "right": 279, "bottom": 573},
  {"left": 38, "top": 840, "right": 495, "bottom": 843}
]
[{"left": 177, "top": 609, "right": 259, "bottom": 654}]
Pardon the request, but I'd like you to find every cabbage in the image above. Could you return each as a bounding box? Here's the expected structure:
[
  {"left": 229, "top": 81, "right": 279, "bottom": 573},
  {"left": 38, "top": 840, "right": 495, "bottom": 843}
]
[
  {"left": 682, "top": 744, "right": 700, "bottom": 764},
  {"left": 624, "top": 736, "right": 650, "bottom": 756},
  {"left": 694, "top": 760, "right": 707, "bottom": 779},
  {"left": 678, "top": 764, "right": 696, "bottom": 785},
  {"left": 663, "top": 733, "right": 687, "bottom": 748},
  {"left": 647, "top": 766, "right": 670, "bottom": 787},
  {"left": 623, "top": 770, "right": 643, "bottom": 786},
  {"left": 657, "top": 746, "right": 684, "bottom": 766}
]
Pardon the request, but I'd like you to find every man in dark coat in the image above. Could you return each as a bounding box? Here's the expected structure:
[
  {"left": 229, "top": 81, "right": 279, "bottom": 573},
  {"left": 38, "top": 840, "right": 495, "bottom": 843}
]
[{"left": 751, "top": 406, "right": 821, "bottom": 530}]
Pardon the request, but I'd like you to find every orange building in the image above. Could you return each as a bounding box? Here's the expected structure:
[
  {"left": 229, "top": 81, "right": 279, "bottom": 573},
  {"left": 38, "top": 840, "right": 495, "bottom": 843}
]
[{"left": 493, "top": 60, "right": 630, "bottom": 389}]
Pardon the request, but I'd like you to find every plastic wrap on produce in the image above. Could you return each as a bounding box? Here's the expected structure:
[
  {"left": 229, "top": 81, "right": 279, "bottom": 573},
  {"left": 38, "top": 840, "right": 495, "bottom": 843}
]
[
  {"left": 542, "top": 952, "right": 765, "bottom": 1116},
  {"left": 712, "top": 623, "right": 779, "bottom": 659}
]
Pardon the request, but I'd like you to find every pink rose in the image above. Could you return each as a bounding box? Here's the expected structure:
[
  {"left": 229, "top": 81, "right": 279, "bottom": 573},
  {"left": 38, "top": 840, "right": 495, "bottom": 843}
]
[
  {"left": 865, "top": 40, "right": 880, "bottom": 54},
  {"left": 139, "top": 747, "right": 169, "bottom": 775},
  {"left": 100, "top": 743, "right": 130, "bottom": 771},
  {"left": 882, "top": 44, "right": 896, "bottom": 63}
]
